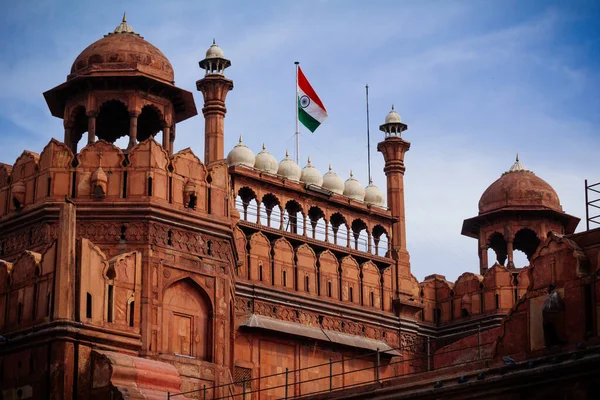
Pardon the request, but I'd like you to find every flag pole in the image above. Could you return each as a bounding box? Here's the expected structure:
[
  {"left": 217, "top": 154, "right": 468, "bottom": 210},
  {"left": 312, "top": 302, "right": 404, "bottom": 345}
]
[
  {"left": 295, "top": 61, "right": 300, "bottom": 164},
  {"left": 366, "top": 84, "right": 371, "bottom": 181}
]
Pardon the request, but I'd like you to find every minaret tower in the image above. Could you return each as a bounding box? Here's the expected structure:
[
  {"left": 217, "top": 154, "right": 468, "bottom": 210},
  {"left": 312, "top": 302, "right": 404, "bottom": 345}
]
[
  {"left": 377, "top": 106, "right": 412, "bottom": 292},
  {"left": 197, "top": 40, "right": 234, "bottom": 165}
]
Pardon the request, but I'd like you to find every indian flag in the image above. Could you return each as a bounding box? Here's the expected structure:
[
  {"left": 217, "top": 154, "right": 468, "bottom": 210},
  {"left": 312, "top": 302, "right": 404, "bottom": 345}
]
[{"left": 297, "top": 66, "right": 327, "bottom": 132}]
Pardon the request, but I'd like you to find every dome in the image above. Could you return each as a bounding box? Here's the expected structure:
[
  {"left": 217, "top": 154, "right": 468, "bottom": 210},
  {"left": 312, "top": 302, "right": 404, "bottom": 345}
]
[
  {"left": 364, "top": 178, "right": 385, "bottom": 207},
  {"left": 322, "top": 164, "right": 344, "bottom": 194},
  {"left": 205, "top": 40, "right": 225, "bottom": 59},
  {"left": 69, "top": 15, "right": 174, "bottom": 84},
  {"left": 227, "top": 136, "right": 255, "bottom": 168},
  {"left": 254, "top": 144, "right": 278, "bottom": 174},
  {"left": 277, "top": 150, "right": 301, "bottom": 181},
  {"left": 478, "top": 157, "right": 562, "bottom": 214},
  {"left": 300, "top": 157, "right": 323, "bottom": 186},
  {"left": 384, "top": 105, "right": 401, "bottom": 124},
  {"left": 343, "top": 171, "right": 366, "bottom": 201}
]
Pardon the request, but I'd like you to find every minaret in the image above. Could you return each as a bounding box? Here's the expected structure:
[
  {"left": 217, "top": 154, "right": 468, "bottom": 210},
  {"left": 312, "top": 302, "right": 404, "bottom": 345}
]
[
  {"left": 377, "top": 106, "right": 411, "bottom": 288},
  {"left": 196, "top": 40, "right": 233, "bottom": 165}
]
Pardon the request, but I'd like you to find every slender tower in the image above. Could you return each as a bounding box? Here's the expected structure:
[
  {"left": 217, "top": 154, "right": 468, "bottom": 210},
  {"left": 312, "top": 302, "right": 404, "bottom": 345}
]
[
  {"left": 377, "top": 106, "right": 412, "bottom": 293},
  {"left": 197, "top": 40, "right": 233, "bottom": 165}
]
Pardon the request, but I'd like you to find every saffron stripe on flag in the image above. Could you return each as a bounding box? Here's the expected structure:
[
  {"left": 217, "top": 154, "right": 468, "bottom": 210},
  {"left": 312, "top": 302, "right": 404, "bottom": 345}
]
[{"left": 298, "top": 67, "right": 327, "bottom": 112}]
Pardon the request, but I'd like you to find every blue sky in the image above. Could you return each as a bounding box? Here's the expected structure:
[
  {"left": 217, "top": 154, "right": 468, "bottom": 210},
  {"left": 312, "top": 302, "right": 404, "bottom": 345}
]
[{"left": 1, "top": 1, "right": 598, "bottom": 281}]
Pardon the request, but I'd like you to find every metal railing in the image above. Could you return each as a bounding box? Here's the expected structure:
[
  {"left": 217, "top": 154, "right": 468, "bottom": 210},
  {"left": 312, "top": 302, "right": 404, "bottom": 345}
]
[
  {"left": 235, "top": 199, "right": 390, "bottom": 256},
  {"left": 167, "top": 337, "right": 493, "bottom": 399}
]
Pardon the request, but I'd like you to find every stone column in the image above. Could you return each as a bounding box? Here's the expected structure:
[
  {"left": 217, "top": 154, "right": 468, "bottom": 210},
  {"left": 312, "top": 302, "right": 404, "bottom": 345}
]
[
  {"left": 302, "top": 215, "right": 307, "bottom": 236},
  {"left": 87, "top": 112, "right": 97, "bottom": 144},
  {"left": 170, "top": 123, "right": 176, "bottom": 154},
  {"left": 64, "top": 124, "right": 76, "bottom": 154},
  {"left": 163, "top": 125, "right": 171, "bottom": 153},
  {"left": 507, "top": 239, "right": 514, "bottom": 268},
  {"left": 128, "top": 112, "right": 139, "bottom": 149},
  {"left": 479, "top": 244, "right": 489, "bottom": 274}
]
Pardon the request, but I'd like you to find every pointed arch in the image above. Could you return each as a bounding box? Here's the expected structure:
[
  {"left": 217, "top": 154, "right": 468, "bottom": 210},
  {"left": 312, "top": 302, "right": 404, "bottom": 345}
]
[
  {"left": 273, "top": 238, "right": 294, "bottom": 289},
  {"left": 248, "top": 232, "right": 271, "bottom": 284},
  {"left": 340, "top": 255, "right": 360, "bottom": 304},
  {"left": 162, "top": 278, "right": 213, "bottom": 361}
]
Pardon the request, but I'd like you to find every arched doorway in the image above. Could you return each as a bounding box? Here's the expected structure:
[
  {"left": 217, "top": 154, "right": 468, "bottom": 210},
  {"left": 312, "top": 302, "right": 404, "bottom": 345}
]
[{"left": 162, "top": 278, "right": 212, "bottom": 361}]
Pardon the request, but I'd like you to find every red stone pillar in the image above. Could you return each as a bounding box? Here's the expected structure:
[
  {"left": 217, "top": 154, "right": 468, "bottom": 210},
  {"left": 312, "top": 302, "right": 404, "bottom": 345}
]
[
  {"left": 128, "top": 112, "right": 139, "bottom": 149},
  {"left": 87, "top": 111, "right": 97, "bottom": 144},
  {"left": 479, "top": 244, "right": 489, "bottom": 273},
  {"left": 196, "top": 75, "right": 233, "bottom": 165},
  {"left": 163, "top": 125, "right": 171, "bottom": 153},
  {"left": 506, "top": 239, "right": 514, "bottom": 268}
]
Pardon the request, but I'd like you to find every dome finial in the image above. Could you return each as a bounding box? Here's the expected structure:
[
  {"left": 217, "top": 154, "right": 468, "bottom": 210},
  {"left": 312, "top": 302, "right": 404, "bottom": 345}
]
[
  {"left": 369, "top": 176, "right": 373, "bottom": 184},
  {"left": 350, "top": 170, "right": 354, "bottom": 177},
  {"left": 113, "top": 12, "right": 135, "bottom": 34},
  {"left": 507, "top": 154, "right": 528, "bottom": 173},
  {"left": 213, "top": 38, "right": 216, "bottom": 45},
  {"left": 329, "top": 164, "right": 332, "bottom": 171},
  {"left": 307, "top": 156, "right": 311, "bottom": 164},
  {"left": 286, "top": 149, "right": 289, "bottom": 157},
  {"left": 262, "top": 143, "right": 266, "bottom": 150},
  {"left": 239, "top": 135, "right": 243, "bottom": 143},
  {"left": 391, "top": 104, "right": 395, "bottom": 111}
]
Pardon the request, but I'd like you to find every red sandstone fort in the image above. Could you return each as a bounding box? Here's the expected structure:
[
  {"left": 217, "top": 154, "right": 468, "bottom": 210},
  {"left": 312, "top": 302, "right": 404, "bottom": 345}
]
[{"left": 0, "top": 16, "right": 599, "bottom": 400}]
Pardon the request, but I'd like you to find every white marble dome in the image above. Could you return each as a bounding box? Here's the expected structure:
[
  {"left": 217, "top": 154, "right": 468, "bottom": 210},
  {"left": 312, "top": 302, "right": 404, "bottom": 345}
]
[
  {"left": 322, "top": 164, "right": 344, "bottom": 195},
  {"left": 205, "top": 40, "right": 225, "bottom": 59},
  {"left": 300, "top": 157, "right": 323, "bottom": 186},
  {"left": 254, "top": 144, "right": 278, "bottom": 174},
  {"left": 277, "top": 150, "right": 301, "bottom": 181},
  {"left": 385, "top": 105, "right": 401, "bottom": 124},
  {"left": 343, "top": 171, "right": 366, "bottom": 201},
  {"left": 226, "top": 136, "right": 255, "bottom": 167},
  {"left": 364, "top": 178, "right": 385, "bottom": 207}
]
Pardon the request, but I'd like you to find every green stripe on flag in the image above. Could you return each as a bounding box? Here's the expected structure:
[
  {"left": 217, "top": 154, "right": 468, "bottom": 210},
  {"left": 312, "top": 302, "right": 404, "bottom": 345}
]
[{"left": 299, "top": 106, "right": 321, "bottom": 132}]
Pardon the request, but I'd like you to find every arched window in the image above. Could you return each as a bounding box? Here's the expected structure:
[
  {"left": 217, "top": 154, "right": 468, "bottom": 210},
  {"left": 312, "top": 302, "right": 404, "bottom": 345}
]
[
  {"left": 487, "top": 232, "right": 507, "bottom": 266},
  {"left": 284, "top": 200, "right": 303, "bottom": 234},
  {"left": 137, "top": 105, "right": 163, "bottom": 143},
  {"left": 304, "top": 275, "right": 310, "bottom": 292},
  {"left": 96, "top": 100, "right": 129, "bottom": 143},
  {"left": 351, "top": 219, "right": 369, "bottom": 252},
  {"left": 513, "top": 228, "right": 541, "bottom": 267},
  {"left": 308, "top": 206, "right": 325, "bottom": 241},
  {"left": 329, "top": 213, "right": 348, "bottom": 246}
]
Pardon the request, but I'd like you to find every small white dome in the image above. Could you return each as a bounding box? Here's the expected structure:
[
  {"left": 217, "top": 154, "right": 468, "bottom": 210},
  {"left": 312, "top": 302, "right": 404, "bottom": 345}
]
[
  {"left": 364, "top": 178, "right": 385, "bottom": 207},
  {"left": 343, "top": 171, "right": 366, "bottom": 201},
  {"left": 206, "top": 40, "right": 225, "bottom": 59},
  {"left": 322, "top": 164, "right": 344, "bottom": 195},
  {"left": 277, "top": 150, "right": 301, "bottom": 181},
  {"left": 385, "top": 105, "right": 401, "bottom": 124},
  {"left": 227, "top": 136, "right": 255, "bottom": 167},
  {"left": 300, "top": 157, "right": 323, "bottom": 186},
  {"left": 254, "top": 144, "right": 278, "bottom": 174}
]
